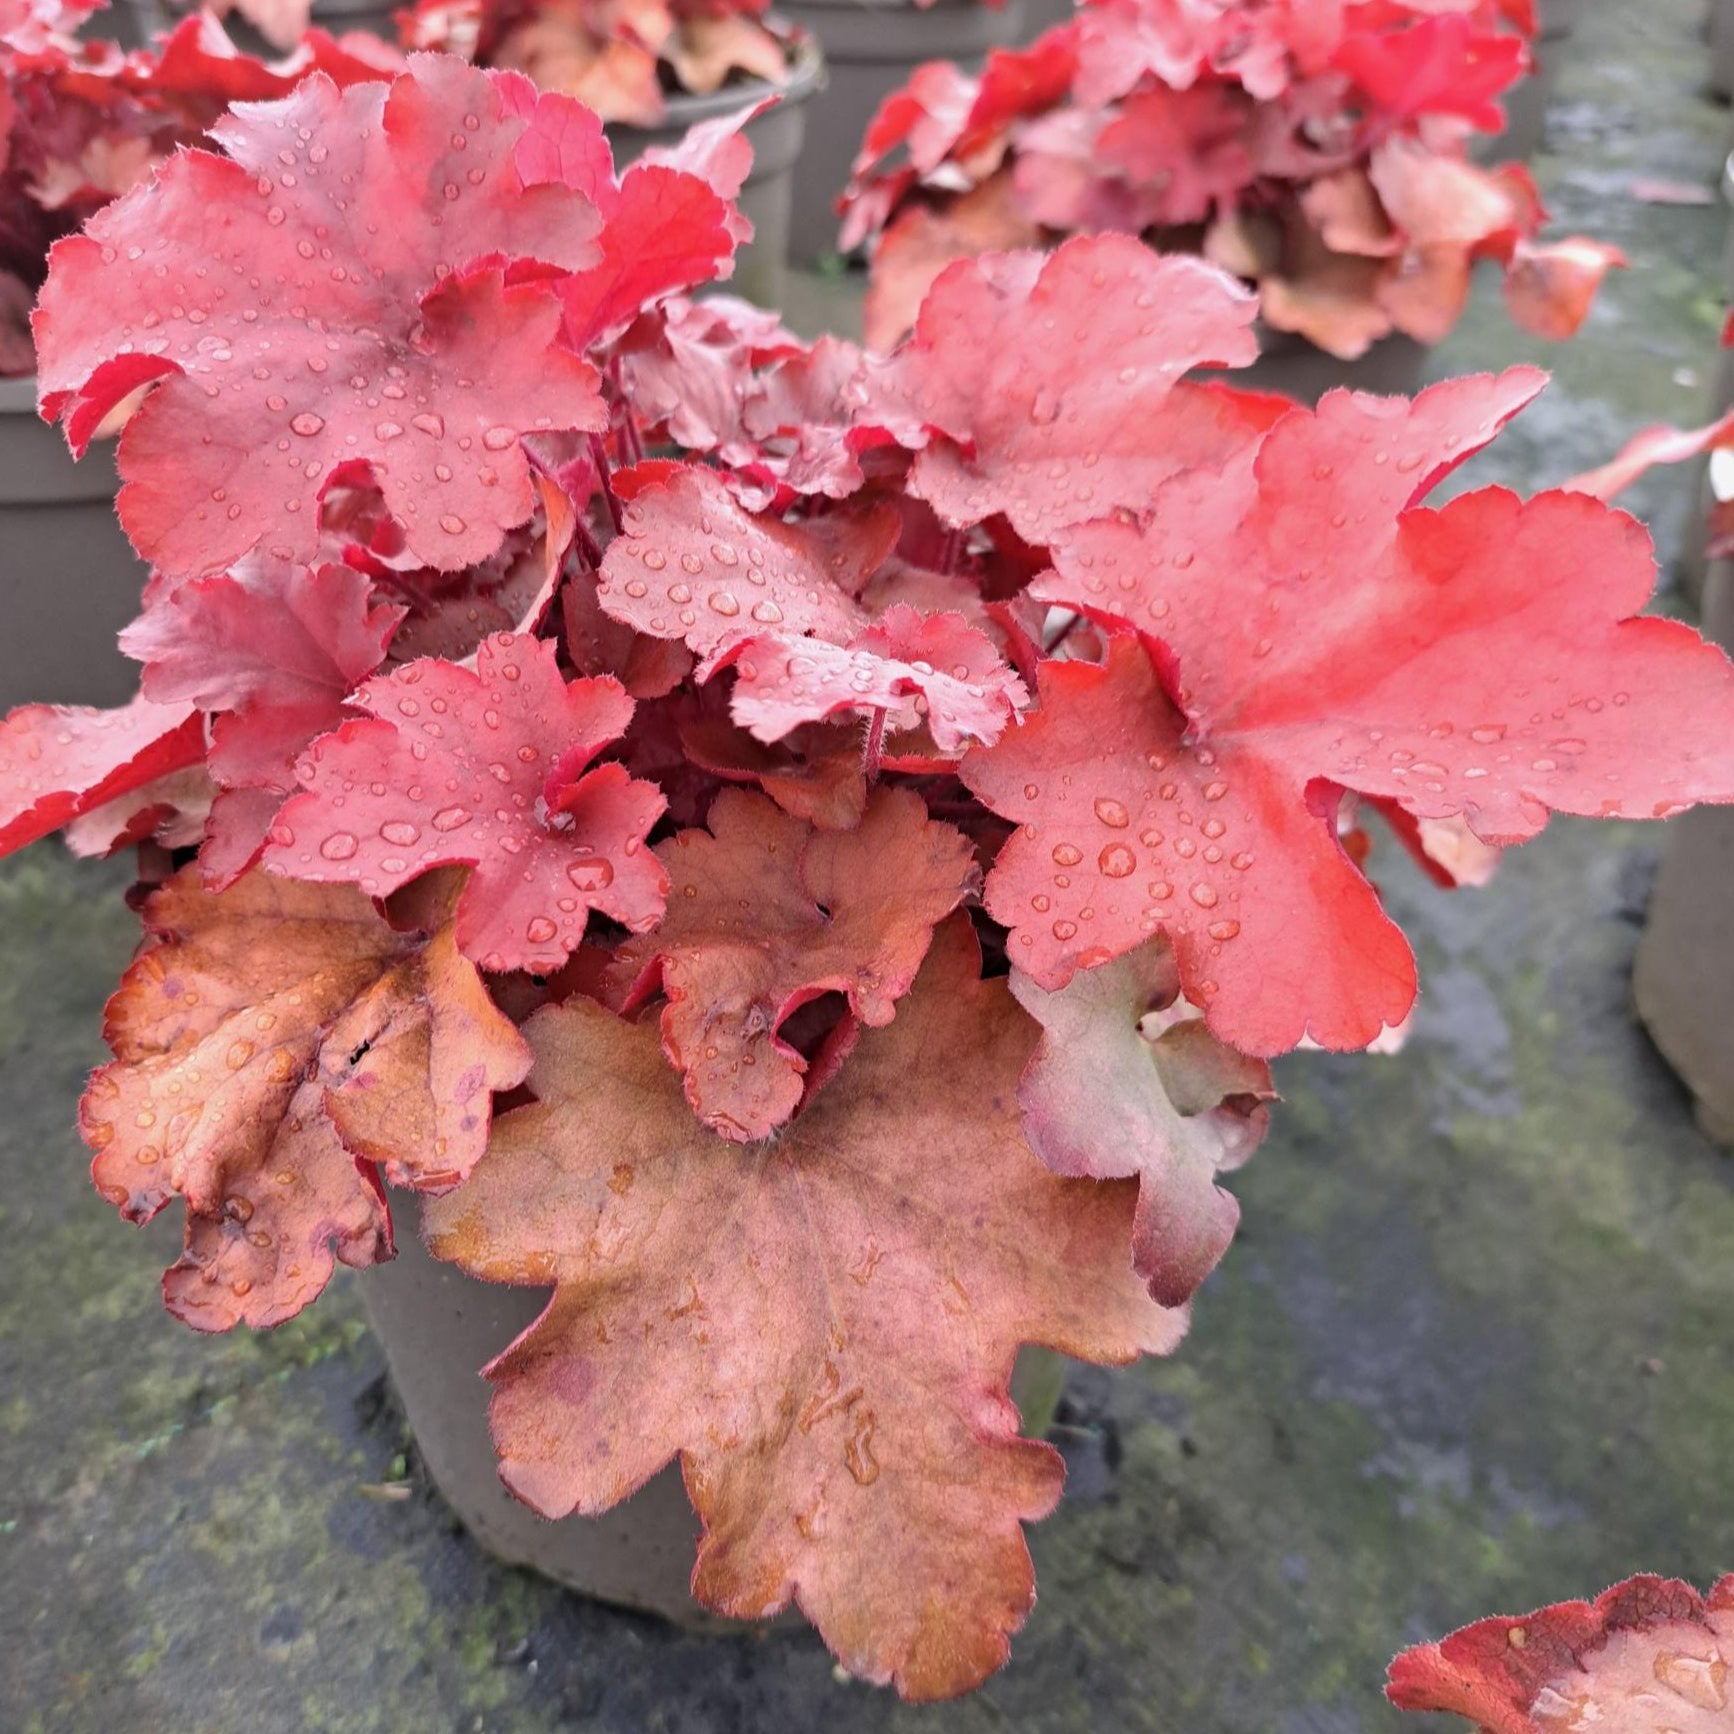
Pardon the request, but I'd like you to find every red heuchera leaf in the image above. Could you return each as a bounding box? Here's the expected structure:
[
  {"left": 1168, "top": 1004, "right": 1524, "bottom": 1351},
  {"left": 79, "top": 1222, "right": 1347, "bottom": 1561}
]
[
  {"left": 597, "top": 461, "right": 874, "bottom": 675},
  {"left": 1562, "top": 407, "right": 1734, "bottom": 503},
  {"left": 966, "top": 372, "right": 1734, "bottom": 1054},
  {"left": 640, "top": 100, "right": 765, "bottom": 239},
  {"left": 65, "top": 764, "right": 217, "bottom": 860},
  {"left": 960, "top": 633, "right": 1421, "bottom": 1054},
  {"left": 1334, "top": 11, "right": 1526, "bottom": 131},
  {"left": 81, "top": 869, "right": 532, "bottom": 1330},
  {"left": 0, "top": 693, "right": 205, "bottom": 855},
  {"left": 679, "top": 715, "right": 869, "bottom": 829},
  {"left": 263, "top": 633, "right": 668, "bottom": 974},
  {"left": 547, "top": 157, "right": 737, "bottom": 349},
  {"left": 34, "top": 58, "right": 608, "bottom": 578},
  {"left": 610, "top": 786, "right": 977, "bottom": 1138},
  {"left": 121, "top": 561, "right": 404, "bottom": 728},
  {"left": 731, "top": 605, "right": 1029, "bottom": 753},
  {"left": 1010, "top": 937, "right": 1273, "bottom": 1308},
  {"left": 423, "top": 917, "right": 1183, "bottom": 1700},
  {"left": 884, "top": 236, "right": 1259, "bottom": 545},
  {"left": 1503, "top": 236, "right": 1628, "bottom": 341},
  {"left": 1093, "top": 85, "right": 1255, "bottom": 225},
  {"left": 860, "top": 173, "right": 1045, "bottom": 356},
  {"left": 138, "top": 12, "right": 405, "bottom": 112},
  {"left": 1388, "top": 1574, "right": 1734, "bottom": 1732},
  {"left": 119, "top": 561, "right": 408, "bottom": 880},
  {"left": 615, "top": 294, "right": 802, "bottom": 453}
]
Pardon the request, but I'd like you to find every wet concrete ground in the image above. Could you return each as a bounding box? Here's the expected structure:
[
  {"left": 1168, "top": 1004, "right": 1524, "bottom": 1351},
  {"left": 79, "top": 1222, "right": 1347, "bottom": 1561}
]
[{"left": 3, "top": 0, "right": 1733, "bottom": 1727}]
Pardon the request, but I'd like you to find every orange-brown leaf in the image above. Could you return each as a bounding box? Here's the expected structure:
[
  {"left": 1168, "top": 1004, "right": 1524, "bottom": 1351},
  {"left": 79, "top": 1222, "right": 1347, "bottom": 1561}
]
[
  {"left": 82, "top": 870, "right": 532, "bottom": 1330},
  {"left": 610, "top": 786, "right": 977, "bottom": 1139},
  {"left": 424, "top": 916, "right": 1183, "bottom": 1699}
]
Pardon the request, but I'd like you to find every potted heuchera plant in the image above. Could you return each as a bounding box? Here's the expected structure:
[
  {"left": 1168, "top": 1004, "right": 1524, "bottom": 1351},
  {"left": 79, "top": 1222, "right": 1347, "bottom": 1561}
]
[
  {"left": 0, "top": 0, "right": 400, "bottom": 706},
  {"left": 839, "top": 0, "right": 1623, "bottom": 387},
  {"left": 7, "top": 57, "right": 1734, "bottom": 1703},
  {"left": 402, "top": 0, "right": 821, "bottom": 301}
]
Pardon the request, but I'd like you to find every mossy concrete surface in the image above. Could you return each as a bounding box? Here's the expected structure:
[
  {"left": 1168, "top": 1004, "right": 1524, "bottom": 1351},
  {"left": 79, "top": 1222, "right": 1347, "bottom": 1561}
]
[{"left": 4, "top": 0, "right": 1734, "bottom": 1726}]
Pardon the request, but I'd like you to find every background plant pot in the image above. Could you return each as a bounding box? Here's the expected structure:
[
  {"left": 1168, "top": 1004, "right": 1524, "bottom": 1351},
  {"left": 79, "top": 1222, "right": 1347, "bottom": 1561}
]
[
  {"left": 1225, "top": 328, "right": 1428, "bottom": 405},
  {"left": 1675, "top": 148, "right": 1734, "bottom": 612},
  {"left": 609, "top": 38, "right": 824, "bottom": 311},
  {"left": 1015, "top": 0, "right": 1072, "bottom": 38},
  {"left": 1634, "top": 556, "right": 1734, "bottom": 1146},
  {"left": 1713, "top": 0, "right": 1734, "bottom": 98},
  {"left": 361, "top": 1220, "right": 1069, "bottom": 1625},
  {"left": 1475, "top": 0, "right": 1588, "bottom": 163},
  {"left": 120, "top": 0, "right": 399, "bottom": 52},
  {"left": 0, "top": 375, "right": 150, "bottom": 712},
  {"left": 774, "top": 0, "right": 1028, "bottom": 265}
]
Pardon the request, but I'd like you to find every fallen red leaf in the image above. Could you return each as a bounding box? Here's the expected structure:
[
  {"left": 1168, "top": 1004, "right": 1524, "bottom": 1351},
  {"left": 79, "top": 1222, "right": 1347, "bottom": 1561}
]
[{"left": 1388, "top": 1573, "right": 1734, "bottom": 1732}]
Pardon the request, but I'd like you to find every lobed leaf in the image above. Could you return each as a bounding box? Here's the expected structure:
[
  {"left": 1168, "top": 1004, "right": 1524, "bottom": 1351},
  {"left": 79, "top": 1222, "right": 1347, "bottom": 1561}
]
[
  {"left": 730, "top": 606, "right": 1029, "bottom": 754},
  {"left": 1010, "top": 939, "right": 1274, "bottom": 1307},
  {"left": 423, "top": 916, "right": 1183, "bottom": 1700},
  {"left": 596, "top": 461, "right": 875, "bottom": 674},
  {"left": 82, "top": 869, "right": 532, "bottom": 1330},
  {"left": 883, "top": 236, "right": 1260, "bottom": 547},
  {"left": 610, "top": 786, "right": 977, "bottom": 1139},
  {"left": 34, "top": 57, "right": 608, "bottom": 578},
  {"left": 968, "top": 373, "right": 1734, "bottom": 1054},
  {"left": 263, "top": 633, "right": 667, "bottom": 974},
  {"left": 0, "top": 693, "right": 205, "bottom": 857},
  {"left": 1388, "top": 1573, "right": 1734, "bottom": 1732}
]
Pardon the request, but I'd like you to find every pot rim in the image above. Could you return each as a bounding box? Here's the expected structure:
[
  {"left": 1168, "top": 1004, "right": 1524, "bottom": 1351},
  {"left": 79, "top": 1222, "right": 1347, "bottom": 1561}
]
[
  {"left": 774, "top": 0, "right": 1003, "bottom": 12},
  {"left": 630, "top": 29, "right": 824, "bottom": 131}
]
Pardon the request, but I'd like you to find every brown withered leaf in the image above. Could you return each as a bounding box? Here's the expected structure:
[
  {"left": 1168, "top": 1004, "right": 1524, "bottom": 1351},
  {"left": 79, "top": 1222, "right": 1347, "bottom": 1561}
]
[
  {"left": 83, "top": 869, "right": 532, "bottom": 1330},
  {"left": 424, "top": 917, "right": 1184, "bottom": 1699}
]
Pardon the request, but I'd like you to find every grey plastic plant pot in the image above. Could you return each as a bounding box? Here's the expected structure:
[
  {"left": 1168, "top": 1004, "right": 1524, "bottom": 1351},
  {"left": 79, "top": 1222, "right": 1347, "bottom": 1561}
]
[
  {"left": 1634, "top": 557, "right": 1734, "bottom": 1148},
  {"left": 1714, "top": 0, "right": 1734, "bottom": 100},
  {"left": 0, "top": 375, "right": 151, "bottom": 712},
  {"left": 1226, "top": 328, "right": 1428, "bottom": 406},
  {"left": 121, "top": 0, "right": 399, "bottom": 52},
  {"left": 608, "top": 38, "right": 825, "bottom": 311},
  {"left": 775, "top": 0, "right": 1029, "bottom": 266},
  {"left": 1473, "top": 0, "right": 1588, "bottom": 165},
  {"left": 1674, "top": 149, "right": 1734, "bottom": 612},
  {"left": 361, "top": 1220, "right": 1069, "bottom": 1626},
  {"left": 1015, "top": 0, "right": 1072, "bottom": 38}
]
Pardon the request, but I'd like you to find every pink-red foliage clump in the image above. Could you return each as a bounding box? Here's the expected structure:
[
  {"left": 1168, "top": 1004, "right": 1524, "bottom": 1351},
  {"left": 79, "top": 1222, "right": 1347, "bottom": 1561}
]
[
  {"left": 0, "top": 0, "right": 401, "bottom": 373},
  {"left": 840, "top": 0, "right": 1623, "bottom": 354},
  {"left": 402, "top": 0, "right": 797, "bottom": 125}
]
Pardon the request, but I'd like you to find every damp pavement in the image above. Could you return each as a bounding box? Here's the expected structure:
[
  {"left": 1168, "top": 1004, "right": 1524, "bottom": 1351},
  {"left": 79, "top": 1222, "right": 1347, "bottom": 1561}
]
[{"left": 3, "top": 0, "right": 1733, "bottom": 1726}]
